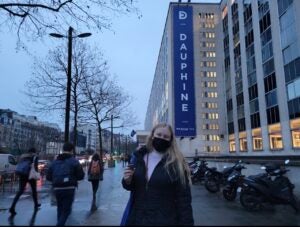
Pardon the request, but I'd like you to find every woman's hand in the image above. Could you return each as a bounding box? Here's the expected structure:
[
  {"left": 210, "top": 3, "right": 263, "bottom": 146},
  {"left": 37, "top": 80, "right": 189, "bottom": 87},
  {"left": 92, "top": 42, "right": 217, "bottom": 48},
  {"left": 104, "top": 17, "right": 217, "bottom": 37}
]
[{"left": 123, "top": 165, "right": 135, "bottom": 185}]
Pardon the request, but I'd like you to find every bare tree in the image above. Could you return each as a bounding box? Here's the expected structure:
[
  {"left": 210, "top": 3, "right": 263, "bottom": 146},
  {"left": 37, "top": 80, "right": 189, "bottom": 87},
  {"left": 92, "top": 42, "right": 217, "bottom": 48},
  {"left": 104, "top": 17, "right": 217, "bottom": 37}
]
[
  {"left": 24, "top": 40, "right": 107, "bottom": 151},
  {"left": 81, "top": 70, "right": 137, "bottom": 162},
  {"left": 0, "top": 0, "right": 139, "bottom": 44}
]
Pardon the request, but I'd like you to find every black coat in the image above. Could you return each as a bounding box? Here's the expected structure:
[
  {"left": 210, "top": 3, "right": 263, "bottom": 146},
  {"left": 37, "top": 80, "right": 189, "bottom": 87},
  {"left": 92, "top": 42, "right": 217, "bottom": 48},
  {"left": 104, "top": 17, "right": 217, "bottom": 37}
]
[{"left": 122, "top": 147, "right": 194, "bottom": 226}]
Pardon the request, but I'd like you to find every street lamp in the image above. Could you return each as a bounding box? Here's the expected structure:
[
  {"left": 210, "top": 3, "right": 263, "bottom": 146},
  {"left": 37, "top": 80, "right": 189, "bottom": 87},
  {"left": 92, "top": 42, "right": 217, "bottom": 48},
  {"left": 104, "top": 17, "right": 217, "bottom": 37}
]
[{"left": 49, "top": 26, "right": 92, "bottom": 143}]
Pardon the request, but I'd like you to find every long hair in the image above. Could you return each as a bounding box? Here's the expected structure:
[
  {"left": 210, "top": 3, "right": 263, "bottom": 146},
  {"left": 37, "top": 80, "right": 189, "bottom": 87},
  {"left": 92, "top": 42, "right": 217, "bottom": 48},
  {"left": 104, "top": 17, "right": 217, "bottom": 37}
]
[{"left": 146, "top": 123, "right": 191, "bottom": 186}]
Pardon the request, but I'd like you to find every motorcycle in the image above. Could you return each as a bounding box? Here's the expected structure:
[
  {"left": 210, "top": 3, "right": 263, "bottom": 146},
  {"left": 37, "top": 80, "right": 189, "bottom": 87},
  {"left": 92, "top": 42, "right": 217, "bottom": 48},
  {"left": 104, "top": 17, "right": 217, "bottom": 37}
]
[
  {"left": 191, "top": 160, "right": 209, "bottom": 184},
  {"left": 239, "top": 160, "right": 299, "bottom": 212},
  {"left": 204, "top": 160, "right": 244, "bottom": 193},
  {"left": 222, "top": 162, "right": 247, "bottom": 201}
]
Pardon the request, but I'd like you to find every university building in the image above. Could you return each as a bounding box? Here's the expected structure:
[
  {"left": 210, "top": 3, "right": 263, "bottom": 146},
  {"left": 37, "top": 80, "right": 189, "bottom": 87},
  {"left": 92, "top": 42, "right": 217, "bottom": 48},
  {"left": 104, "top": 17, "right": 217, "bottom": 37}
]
[{"left": 145, "top": 0, "right": 300, "bottom": 157}]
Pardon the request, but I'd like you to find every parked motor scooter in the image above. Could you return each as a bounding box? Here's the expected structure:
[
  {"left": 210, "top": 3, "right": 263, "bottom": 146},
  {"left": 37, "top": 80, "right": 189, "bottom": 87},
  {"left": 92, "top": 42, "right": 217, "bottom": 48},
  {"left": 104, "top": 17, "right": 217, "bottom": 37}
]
[
  {"left": 191, "top": 160, "right": 209, "bottom": 184},
  {"left": 239, "top": 160, "right": 299, "bottom": 212},
  {"left": 222, "top": 162, "right": 247, "bottom": 201},
  {"left": 204, "top": 160, "right": 244, "bottom": 193}
]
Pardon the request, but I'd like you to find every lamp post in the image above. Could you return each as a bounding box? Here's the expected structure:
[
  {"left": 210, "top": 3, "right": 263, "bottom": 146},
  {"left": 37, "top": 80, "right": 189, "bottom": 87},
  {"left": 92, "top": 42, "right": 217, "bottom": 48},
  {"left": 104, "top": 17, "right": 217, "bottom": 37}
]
[{"left": 49, "top": 26, "right": 92, "bottom": 143}]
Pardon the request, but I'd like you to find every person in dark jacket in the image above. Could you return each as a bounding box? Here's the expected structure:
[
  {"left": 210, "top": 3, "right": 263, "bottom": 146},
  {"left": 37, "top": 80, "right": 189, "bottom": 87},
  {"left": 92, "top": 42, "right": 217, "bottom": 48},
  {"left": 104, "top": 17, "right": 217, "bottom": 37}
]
[
  {"left": 88, "top": 153, "right": 104, "bottom": 201},
  {"left": 9, "top": 148, "right": 41, "bottom": 215},
  {"left": 46, "top": 142, "right": 84, "bottom": 226},
  {"left": 122, "top": 123, "right": 194, "bottom": 226}
]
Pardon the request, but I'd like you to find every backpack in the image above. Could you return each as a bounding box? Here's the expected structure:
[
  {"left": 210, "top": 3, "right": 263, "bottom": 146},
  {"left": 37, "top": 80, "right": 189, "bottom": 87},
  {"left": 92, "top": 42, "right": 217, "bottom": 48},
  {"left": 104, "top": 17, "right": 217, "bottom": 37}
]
[
  {"left": 90, "top": 160, "right": 100, "bottom": 175},
  {"left": 15, "top": 159, "right": 32, "bottom": 176},
  {"left": 52, "top": 159, "right": 76, "bottom": 187}
]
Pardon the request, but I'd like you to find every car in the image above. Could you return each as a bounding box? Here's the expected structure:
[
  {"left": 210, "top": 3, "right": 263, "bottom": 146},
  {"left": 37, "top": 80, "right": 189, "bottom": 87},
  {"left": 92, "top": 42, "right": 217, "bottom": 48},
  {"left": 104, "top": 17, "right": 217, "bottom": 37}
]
[{"left": 0, "top": 154, "right": 17, "bottom": 174}]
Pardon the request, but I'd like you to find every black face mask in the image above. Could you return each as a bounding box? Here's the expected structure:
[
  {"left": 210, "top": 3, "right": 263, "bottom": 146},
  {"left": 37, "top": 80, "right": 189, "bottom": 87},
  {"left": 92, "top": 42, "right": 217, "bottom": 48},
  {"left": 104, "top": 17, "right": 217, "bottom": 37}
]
[{"left": 152, "top": 137, "right": 171, "bottom": 153}]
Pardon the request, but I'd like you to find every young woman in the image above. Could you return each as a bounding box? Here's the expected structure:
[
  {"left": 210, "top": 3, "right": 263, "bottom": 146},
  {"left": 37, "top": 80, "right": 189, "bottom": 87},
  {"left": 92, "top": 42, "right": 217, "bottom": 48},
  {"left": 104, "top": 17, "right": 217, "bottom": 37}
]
[
  {"left": 88, "top": 153, "right": 103, "bottom": 200},
  {"left": 9, "top": 148, "right": 41, "bottom": 215},
  {"left": 121, "top": 123, "right": 194, "bottom": 226}
]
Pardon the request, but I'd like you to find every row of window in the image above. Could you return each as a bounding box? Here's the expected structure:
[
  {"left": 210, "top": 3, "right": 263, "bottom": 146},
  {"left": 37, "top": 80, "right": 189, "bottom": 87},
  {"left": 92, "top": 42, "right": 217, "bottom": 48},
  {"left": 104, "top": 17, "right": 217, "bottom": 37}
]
[
  {"left": 202, "top": 124, "right": 220, "bottom": 130},
  {"left": 202, "top": 134, "right": 220, "bottom": 141},
  {"left": 200, "top": 51, "right": 216, "bottom": 58},
  {"left": 202, "top": 92, "right": 218, "bottom": 98},
  {"left": 204, "top": 146, "right": 220, "bottom": 152},
  {"left": 201, "top": 82, "right": 217, "bottom": 88},
  {"left": 199, "top": 22, "right": 215, "bottom": 29},
  {"left": 200, "top": 71, "right": 217, "bottom": 78},
  {"left": 199, "top": 13, "right": 215, "bottom": 19},
  {"left": 202, "top": 113, "right": 219, "bottom": 120},
  {"left": 202, "top": 102, "right": 218, "bottom": 109},
  {"left": 200, "top": 61, "right": 216, "bottom": 67},
  {"left": 200, "top": 32, "right": 215, "bottom": 39},
  {"left": 200, "top": 42, "right": 215, "bottom": 48}
]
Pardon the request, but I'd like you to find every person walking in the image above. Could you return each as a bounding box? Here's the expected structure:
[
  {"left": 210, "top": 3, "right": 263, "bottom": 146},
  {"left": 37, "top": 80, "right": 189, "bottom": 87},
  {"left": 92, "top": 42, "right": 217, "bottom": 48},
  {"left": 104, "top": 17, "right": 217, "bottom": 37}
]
[
  {"left": 46, "top": 142, "right": 84, "bottom": 226},
  {"left": 9, "top": 148, "right": 41, "bottom": 215},
  {"left": 121, "top": 123, "right": 194, "bottom": 226},
  {"left": 88, "top": 153, "right": 103, "bottom": 201}
]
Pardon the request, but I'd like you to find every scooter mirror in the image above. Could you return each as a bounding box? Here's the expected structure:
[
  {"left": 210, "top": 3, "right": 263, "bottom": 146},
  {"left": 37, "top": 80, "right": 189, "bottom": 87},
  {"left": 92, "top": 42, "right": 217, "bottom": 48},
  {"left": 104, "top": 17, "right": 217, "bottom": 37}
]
[
  {"left": 239, "top": 160, "right": 242, "bottom": 163},
  {"left": 285, "top": 159, "right": 290, "bottom": 164},
  {"left": 261, "top": 166, "right": 266, "bottom": 170}
]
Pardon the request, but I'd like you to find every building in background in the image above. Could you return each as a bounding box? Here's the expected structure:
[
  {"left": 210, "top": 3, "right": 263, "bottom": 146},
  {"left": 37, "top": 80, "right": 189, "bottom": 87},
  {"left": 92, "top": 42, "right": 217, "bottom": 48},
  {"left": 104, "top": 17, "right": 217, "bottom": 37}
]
[
  {"left": 0, "top": 109, "right": 61, "bottom": 155},
  {"left": 145, "top": 0, "right": 300, "bottom": 157}
]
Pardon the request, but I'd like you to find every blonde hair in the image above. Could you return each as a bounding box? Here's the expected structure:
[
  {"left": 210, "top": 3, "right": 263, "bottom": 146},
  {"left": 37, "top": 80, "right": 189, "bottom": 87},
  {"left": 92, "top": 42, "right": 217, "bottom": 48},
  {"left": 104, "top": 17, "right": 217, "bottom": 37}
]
[{"left": 146, "top": 123, "right": 191, "bottom": 186}]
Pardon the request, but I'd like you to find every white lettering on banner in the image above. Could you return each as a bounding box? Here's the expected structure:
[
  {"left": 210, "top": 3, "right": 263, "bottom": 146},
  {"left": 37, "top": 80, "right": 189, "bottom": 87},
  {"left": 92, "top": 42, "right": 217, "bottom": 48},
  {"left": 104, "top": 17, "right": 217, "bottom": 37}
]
[
  {"left": 181, "top": 73, "right": 188, "bottom": 80},
  {"left": 179, "top": 11, "right": 187, "bottom": 20},
  {"left": 181, "top": 63, "right": 187, "bottom": 70},
  {"left": 176, "top": 10, "right": 192, "bottom": 117},
  {"left": 180, "top": 53, "right": 187, "bottom": 60},
  {"left": 181, "top": 93, "right": 188, "bottom": 101},
  {"left": 180, "top": 43, "right": 187, "bottom": 51},
  {"left": 180, "top": 33, "right": 187, "bottom": 40},
  {"left": 182, "top": 104, "right": 188, "bottom": 111}
]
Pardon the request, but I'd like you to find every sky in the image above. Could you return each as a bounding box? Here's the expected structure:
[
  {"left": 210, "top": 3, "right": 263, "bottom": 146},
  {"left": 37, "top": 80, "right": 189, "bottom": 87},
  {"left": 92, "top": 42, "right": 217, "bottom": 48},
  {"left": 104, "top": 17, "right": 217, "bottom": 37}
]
[{"left": 0, "top": 0, "right": 219, "bottom": 135}]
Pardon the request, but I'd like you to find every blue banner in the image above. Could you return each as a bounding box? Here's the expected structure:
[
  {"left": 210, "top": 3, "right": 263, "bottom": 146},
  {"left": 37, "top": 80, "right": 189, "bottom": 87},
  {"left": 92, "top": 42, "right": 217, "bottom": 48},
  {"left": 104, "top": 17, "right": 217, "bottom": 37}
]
[{"left": 173, "top": 5, "right": 196, "bottom": 137}]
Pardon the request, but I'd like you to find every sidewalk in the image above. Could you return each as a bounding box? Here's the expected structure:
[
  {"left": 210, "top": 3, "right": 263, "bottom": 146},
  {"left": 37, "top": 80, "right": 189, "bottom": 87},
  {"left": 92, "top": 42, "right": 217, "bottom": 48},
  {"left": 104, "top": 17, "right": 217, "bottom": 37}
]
[{"left": 0, "top": 161, "right": 130, "bottom": 226}]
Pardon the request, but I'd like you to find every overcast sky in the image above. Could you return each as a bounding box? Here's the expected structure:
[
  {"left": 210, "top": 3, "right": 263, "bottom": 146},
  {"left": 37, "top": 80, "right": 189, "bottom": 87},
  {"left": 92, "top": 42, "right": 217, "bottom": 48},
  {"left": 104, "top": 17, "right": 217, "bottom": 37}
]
[{"left": 0, "top": 0, "right": 219, "bottom": 135}]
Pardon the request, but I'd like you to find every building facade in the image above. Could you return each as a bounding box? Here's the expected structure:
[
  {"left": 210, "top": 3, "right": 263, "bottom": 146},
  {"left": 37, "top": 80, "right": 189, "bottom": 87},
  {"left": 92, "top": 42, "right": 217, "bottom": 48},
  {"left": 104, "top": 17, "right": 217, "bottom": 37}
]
[
  {"left": 145, "top": 0, "right": 300, "bottom": 157},
  {"left": 0, "top": 109, "right": 61, "bottom": 154}
]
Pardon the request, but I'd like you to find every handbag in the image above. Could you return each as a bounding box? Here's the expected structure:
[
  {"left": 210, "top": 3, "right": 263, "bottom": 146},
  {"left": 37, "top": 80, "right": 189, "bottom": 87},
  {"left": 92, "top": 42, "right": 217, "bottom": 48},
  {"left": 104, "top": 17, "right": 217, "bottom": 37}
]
[{"left": 29, "top": 156, "right": 40, "bottom": 180}]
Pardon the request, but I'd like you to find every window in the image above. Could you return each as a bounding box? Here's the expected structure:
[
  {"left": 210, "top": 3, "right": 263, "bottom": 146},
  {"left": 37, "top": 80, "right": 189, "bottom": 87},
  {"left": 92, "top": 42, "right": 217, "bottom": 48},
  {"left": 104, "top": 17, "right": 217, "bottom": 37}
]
[
  {"left": 268, "top": 123, "right": 283, "bottom": 150},
  {"left": 288, "top": 97, "right": 300, "bottom": 119},
  {"left": 248, "top": 84, "right": 258, "bottom": 101},
  {"left": 251, "top": 112, "right": 261, "bottom": 129},
  {"left": 249, "top": 99, "right": 259, "bottom": 113},
  {"left": 264, "top": 72, "right": 277, "bottom": 93},
  {"left": 263, "top": 58, "right": 275, "bottom": 77},
  {"left": 290, "top": 118, "right": 300, "bottom": 148},
  {"left": 277, "top": 0, "right": 293, "bottom": 17},
  {"left": 229, "top": 134, "right": 236, "bottom": 152},
  {"left": 259, "top": 12, "right": 271, "bottom": 34},
  {"left": 265, "top": 90, "right": 278, "bottom": 107},
  {"left": 236, "top": 93, "right": 244, "bottom": 106},
  {"left": 238, "top": 118, "right": 246, "bottom": 132},
  {"left": 239, "top": 132, "right": 248, "bottom": 152},
  {"left": 228, "top": 122, "right": 234, "bottom": 134},
  {"left": 266, "top": 105, "right": 280, "bottom": 124},
  {"left": 284, "top": 57, "right": 300, "bottom": 83},
  {"left": 252, "top": 128, "right": 263, "bottom": 150}
]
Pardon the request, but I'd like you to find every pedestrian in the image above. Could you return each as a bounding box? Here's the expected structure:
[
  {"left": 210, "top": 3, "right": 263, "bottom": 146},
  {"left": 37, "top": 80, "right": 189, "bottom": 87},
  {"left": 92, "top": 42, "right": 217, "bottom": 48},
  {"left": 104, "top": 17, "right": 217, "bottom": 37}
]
[
  {"left": 46, "top": 142, "right": 84, "bottom": 226},
  {"left": 121, "top": 123, "right": 194, "bottom": 226},
  {"left": 88, "top": 152, "right": 104, "bottom": 201},
  {"left": 9, "top": 148, "right": 41, "bottom": 215}
]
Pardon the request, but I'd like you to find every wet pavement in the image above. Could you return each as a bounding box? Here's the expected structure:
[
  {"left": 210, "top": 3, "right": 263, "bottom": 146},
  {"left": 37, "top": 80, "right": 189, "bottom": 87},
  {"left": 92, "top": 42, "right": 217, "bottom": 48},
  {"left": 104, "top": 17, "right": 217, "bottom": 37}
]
[{"left": 0, "top": 161, "right": 299, "bottom": 226}]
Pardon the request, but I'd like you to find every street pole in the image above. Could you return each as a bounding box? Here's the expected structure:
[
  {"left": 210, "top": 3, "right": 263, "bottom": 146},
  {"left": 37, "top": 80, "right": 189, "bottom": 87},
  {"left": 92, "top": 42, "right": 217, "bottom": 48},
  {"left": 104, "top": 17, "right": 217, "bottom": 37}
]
[
  {"left": 111, "top": 115, "right": 113, "bottom": 155},
  {"left": 65, "top": 26, "right": 73, "bottom": 143}
]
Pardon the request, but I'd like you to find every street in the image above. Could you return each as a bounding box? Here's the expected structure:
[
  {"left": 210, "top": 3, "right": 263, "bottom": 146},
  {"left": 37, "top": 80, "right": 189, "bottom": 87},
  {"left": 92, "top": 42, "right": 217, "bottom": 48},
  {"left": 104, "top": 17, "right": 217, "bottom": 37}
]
[{"left": 0, "top": 161, "right": 299, "bottom": 226}]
